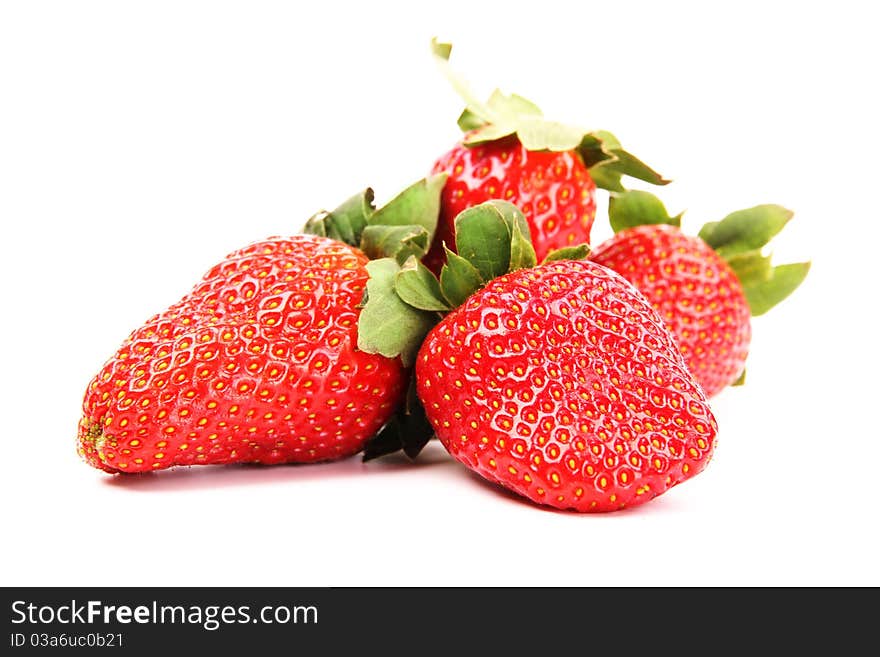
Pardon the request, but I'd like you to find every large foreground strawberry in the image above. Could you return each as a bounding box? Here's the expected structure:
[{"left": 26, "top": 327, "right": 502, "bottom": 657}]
[
  {"left": 591, "top": 191, "right": 810, "bottom": 396},
  {"left": 423, "top": 40, "right": 668, "bottom": 272},
  {"left": 362, "top": 200, "right": 717, "bottom": 511},
  {"left": 79, "top": 177, "right": 446, "bottom": 473}
]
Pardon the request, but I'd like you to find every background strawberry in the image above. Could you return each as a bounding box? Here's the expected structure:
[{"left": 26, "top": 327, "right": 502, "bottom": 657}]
[
  {"left": 591, "top": 190, "right": 810, "bottom": 396},
  {"left": 79, "top": 177, "right": 447, "bottom": 473},
  {"left": 425, "top": 137, "right": 597, "bottom": 270},
  {"left": 360, "top": 200, "right": 717, "bottom": 511},
  {"left": 423, "top": 39, "right": 668, "bottom": 272}
]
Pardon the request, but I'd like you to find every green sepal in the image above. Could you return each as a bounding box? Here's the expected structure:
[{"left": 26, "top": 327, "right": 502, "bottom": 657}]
[
  {"left": 304, "top": 175, "right": 446, "bottom": 263},
  {"left": 579, "top": 131, "right": 670, "bottom": 192},
  {"left": 462, "top": 123, "right": 517, "bottom": 145},
  {"left": 303, "top": 189, "right": 375, "bottom": 246},
  {"left": 542, "top": 244, "right": 591, "bottom": 263},
  {"left": 486, "top": 199, "right": 536, "bottom": 270},
  {"left": 732, "top": 369, "right": 746, "bottom": 386},
  {"left": 430, "top": 38, "right": 452, "bottom": 61},
  {"left": 486, "top": 89, "right": 543, "bottom": 122},
  {"left": 508, "top": 215, "right": 538, "bottom": 271},
  {"left": 394, "top": 256, "right": 450, "bottom": 312},
  {"left": 453, "top": 203, "right": 513, "bottom": 280},
  {"left": 433, "top": 40, "right": 668, "bottom": 189},
  {"left": 725, "top": 250, "right": 773, "bottom": 288},
  {"left": 740, "top": 262, "right": 811, "bottom": 317},
  {"left": 440, "top": 247, "right": 485, "bottom": 308},
  {"left": 357, "top": 259, "right": 438, "bottom": 367},
  {"left": 515, "top": 118, "right": 586, "bottom": 151},
  {"left": 431, "top": 38, "right": 496, "bottom": 127},
  {"left": 457, "top": 108, "right": 485, "bottom": 131},
  {"left": 362, "top": 375, "right": 435, "bottom": 462},
  {"left": 698, "top": 204, "right": 808, "bottom": 316},
  {"left": 368, "top": 173, "right": 448, "bottom": 245},
  {"left": 608, "top": 190, "right": 682, "bottom": 233},
  {"left": 452, "top": 200, "right": 537, "bottom": 277},
  {"left": 356, "top": 199, "right": 546, "bottom": 367},
  {"left": 698, "top": 205, "right": 793, "bottom": 259},
  {"left": 360, "top": 224, "right": 430, "bottom": 264}
]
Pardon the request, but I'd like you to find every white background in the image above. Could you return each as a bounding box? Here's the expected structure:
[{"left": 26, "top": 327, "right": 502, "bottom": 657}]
[{"left": 2, "top": 1, "right": 878, "bottom": 586}]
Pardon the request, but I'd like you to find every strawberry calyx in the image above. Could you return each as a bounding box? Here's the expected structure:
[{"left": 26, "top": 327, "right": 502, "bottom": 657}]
[
  {"left": 302, "top": 176, "right": 450, "bottom": 460},
  {"left": 431, "top": 38, "right": 669, "bottom": 192},
  {"left": 699, "top": 205, "right": 810, "bottom": 317},
  {"left": 359, "top": 199, "right": 590, "bottom": 460},
  {"left": 362, "top": 376, "right": 434, "bottom": 461},
  {"left": 303, "top": 173, "right": 448, "bottom": 263},
  {"left": 608, "top": 189, "right": 811, "bottom": 317}
]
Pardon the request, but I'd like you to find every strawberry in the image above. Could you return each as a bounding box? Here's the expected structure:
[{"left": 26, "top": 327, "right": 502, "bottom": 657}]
[
  {"left": 79, "top": 177, "right": 447, "bottom": 473},
  {"left": 591, "top": 190, "right": 810, "bottom": 396},
  {"left": 425, "top": 137, "right": 597, "bottom": 269},
  {"left": 362, "top": 200, "right": 717, "bottom": 511},
  {"left": 423, "top": 39, "right": 668, "bottom": 272}
]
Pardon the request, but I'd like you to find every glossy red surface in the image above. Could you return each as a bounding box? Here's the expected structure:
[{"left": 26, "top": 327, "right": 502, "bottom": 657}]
[
  {"left": 416, "top": 259, "right": 717, "bottom": 512},
  {"left": 78, "top": 235, "right": 405, "bottom": 473},
  {"left": 425, "top": 136, "right": 597, "bottom": 272},
  {"left": 592, "top": 225, "right": 751, "bottom": 396}
]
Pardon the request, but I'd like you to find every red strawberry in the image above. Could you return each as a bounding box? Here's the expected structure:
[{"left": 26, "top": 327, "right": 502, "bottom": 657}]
[
  {"left": 591, "top": 190, "right": 810, "bottom": 396},
  {"left": 79, "top": 177, "right": 447, "bottom": 473},
  {"left": 364, "top": 200, "right": 717, "bottom": 511},
  {"left": 424, "top": 136, "right": 597, "bottom": 270},
  {"left": 592, "top": 225, "right": 750, "bottom": 397},
  {"left": 78, "top": 235, "right": 406, "bottom": 473},
  {"left": 424, "top": 39, "right": 667, "bottom": 272}
]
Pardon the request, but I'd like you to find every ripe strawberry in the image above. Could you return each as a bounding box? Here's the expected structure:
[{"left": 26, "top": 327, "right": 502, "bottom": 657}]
[
  {"left": 78, "top": 236, "right": 406, "bottom": 473},
  {"left": 418, "top": 258, "right": 716, "bottom": 512},
  {"left": 591, "top": 190, "right": 810, "bottom": 396},
  {"left": 79, "top": 177, "right": 447, "bottom": 473},
  {"left": 425, "top": 136, "right": 597, "bottom": 269},
  {"left": 423, "top": 39, "right": 667, "bottom": 272},
  {"left": 365, "top": 199, "right": 717, "bottom": 511}
]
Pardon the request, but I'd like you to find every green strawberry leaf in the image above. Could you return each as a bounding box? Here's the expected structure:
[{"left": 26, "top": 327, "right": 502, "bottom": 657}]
[
  {"left": 457, "top": 108, "right": 486, "bottom": 131},
  {"left": 487, "top": 89, "right": 543, "bottom": 122},
  {"left": 740, "top": 261, "right": 810, "bottom": 317},
  {"left": 360, "top": 225, "right": 430, "bottom": 264},
  {"left": 577, "top": 132, "right": 616, "bottom": 168},
  {"left": 698, "top": 205, "right": 793, "bottom": 259},
  {"left": 579, "top": 131, "right": 669, "bottom": 192},
  {"left": 586, "top": 166, "right": 626, "bottom": 193},
  {"left": 358, "top": 259, "right": 438, "bottom": 367},
  {"left": 431, "top": 38, "right": 498, "bottom": 126},
  {"left": 608, "top": 190, "right": 682, "bottom": 233},
  {"left": 608, "top": 148, "right": 670, "bottom": 187},
  {"left": 454, "top": 203, "right": 513, "bottom": 280},
  {"left": 732, "top": 369, "right": 746, "bottom": 386},
  {"left": 304, "top": 175, "right": 446, "bottom": 262},
  {"left": 508, "top": 214, "right": 538, "bottom": 271},
  {"left": 542, "top": 244, "right": 591, "bottom": 263},
  {"left": 303, "top": 188, "right": 375, "bottom": 246},
  {"left": 725, "top": 250, "right": 773, "bottom": 288},
  {"left": 432, "top": 41, "right": 667, "bottom": 188},
  {"left": 363, "top": 376, "right": 435, "bottom": 461},
  {"left": 462, "top": 122, "right": 518, "bottom": 145},
  {"left": 368, "top": 173, "right": 448, "bottom": 243},
  {"left": 581, "top": 132, "right": 669, "bottom": 192},
  {"left": 430, "top": 39, "right": 452, "bottom": 60},
  {"left": 440, "top": 247, "right": 485, "bottom": 307},
  {"left": 516, "top": 117, "right": 586, "bottom": 151},
  {"left": 395, "top": 256, "right": 449, "bottom": 312}
]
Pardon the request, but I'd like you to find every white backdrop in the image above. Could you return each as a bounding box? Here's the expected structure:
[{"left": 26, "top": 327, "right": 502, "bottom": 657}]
[{"left": 1, "top": 0, "right": 877, "bottom": 586}]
